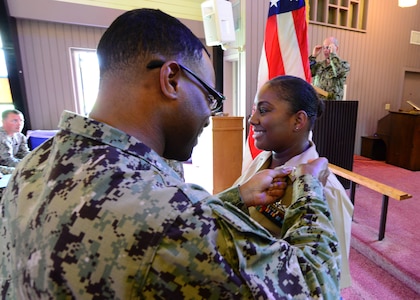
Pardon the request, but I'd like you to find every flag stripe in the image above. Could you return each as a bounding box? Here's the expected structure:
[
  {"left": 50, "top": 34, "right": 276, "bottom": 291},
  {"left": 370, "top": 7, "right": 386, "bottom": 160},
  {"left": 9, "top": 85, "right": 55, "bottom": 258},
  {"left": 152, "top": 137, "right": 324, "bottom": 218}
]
[
  {"left": 265, "top": 15, "right": 285, "bottom": 79},
  {"left": 292, "top": 8, "right": 311, "bottom": 81},
  {"left": 277, "top": 11, "right": 304, "bottom": 78}
]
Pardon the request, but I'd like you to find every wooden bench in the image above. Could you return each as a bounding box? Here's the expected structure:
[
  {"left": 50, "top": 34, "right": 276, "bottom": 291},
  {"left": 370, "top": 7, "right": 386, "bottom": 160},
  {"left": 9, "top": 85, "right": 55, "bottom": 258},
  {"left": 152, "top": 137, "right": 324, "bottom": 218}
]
[{"left": 328, "top": 163, "right": 412, "bottom": 240}]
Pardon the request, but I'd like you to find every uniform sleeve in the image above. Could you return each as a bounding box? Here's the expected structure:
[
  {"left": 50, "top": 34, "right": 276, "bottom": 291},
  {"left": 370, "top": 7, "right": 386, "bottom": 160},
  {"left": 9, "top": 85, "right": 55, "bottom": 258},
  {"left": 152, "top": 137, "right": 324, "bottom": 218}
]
[
  {"left": 0, "top": 165, "right": 15, "bottom": 174},
  {"left": 324, "top": 175, "right": 354, "bottom": 288},
  {"left": 215, "top": 186, "right": 248, "bottom": 213},
  {"left": 144, "top": 174, "right": 341, "bottom": 299},
  {"left": 15, "top": 134, "right": 30, "bottom": 159},
  {"left": 329, "top": 53, "right": 350, "bottom": 78},
  {"left": 0, "top": 139, "right": 20, "bottom": 167},
  {"left": 309, "top": 55, "right": 320, "bottom": 76}
]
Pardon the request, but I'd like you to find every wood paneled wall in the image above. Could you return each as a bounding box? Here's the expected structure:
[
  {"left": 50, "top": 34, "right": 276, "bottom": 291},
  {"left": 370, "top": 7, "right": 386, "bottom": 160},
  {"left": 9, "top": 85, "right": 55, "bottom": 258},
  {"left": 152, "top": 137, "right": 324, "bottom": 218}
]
[
  {"left": 244, "top": 0, "right": 269, "bottom": 112},
  {"left": 310, "top": 0, "right": 420, "bottom": 154},
  {"left": 244, "top": 0, "right": 420, "bottom": 154},
  {"left": 14, "top": 0, "right": 420, "bottom": 155},
  {"left": 16, "top": 19, "right": 105, "bottom": 129},
  {"left": 309, "top": 1, "right": 420, "bottom": 154}
]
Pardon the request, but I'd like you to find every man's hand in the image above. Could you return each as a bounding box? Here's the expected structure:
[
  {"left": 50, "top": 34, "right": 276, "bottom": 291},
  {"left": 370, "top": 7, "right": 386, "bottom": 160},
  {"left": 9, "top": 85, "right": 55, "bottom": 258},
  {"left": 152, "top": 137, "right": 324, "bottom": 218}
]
[
  {"left": 295, "top": 157, "right": 330, "bottom": 186},
  {"left": 328, "top": 43, "right": 337, "bottom": 54},
  {"left": 238, "top": 167, "right": 293, "bottom": 207},
  {"left": 312, "top": 44, "right": 322, "bottom": 57}
]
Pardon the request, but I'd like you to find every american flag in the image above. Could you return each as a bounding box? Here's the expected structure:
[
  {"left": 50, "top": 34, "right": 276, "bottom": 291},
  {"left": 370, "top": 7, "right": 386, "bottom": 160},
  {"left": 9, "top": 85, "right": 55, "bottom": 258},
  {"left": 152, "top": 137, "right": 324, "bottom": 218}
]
[{"left": 243, "top": 0, "right": 311, "bottom": 167}]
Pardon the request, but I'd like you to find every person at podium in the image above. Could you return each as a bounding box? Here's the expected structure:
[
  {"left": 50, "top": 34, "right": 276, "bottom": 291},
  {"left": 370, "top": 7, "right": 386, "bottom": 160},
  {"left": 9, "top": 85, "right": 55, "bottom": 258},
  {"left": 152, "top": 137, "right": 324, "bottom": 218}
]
[
  {"left": 235, "top": 75, "right": 354, "bottom": 290},
  {"left": 309, "top": 36, "right": 350, "bottom": 100}
]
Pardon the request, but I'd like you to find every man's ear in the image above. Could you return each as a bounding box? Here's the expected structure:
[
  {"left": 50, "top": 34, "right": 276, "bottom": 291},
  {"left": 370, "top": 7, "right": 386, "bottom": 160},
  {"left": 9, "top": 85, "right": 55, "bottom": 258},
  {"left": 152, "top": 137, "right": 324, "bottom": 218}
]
[{"left": 159, "top": 61, "right": 182, "bottom": 100}]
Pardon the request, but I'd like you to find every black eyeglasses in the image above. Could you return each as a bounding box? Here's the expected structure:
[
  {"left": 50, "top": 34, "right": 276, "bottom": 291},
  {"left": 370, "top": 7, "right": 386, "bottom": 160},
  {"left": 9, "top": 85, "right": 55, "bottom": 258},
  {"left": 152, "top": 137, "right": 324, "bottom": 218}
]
[{"left": 146, "top": 60, "right": 225, "bottom": 113}]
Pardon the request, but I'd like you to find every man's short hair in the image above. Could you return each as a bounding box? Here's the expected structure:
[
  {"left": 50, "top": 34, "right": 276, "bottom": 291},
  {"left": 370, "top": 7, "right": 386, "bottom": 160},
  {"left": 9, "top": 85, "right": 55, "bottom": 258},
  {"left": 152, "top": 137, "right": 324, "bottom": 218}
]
[
  {"left": 96, "top": 9, "right": 209, "bottom": 81},
  {"left": 2, "top": 109, "right": 23, "bottom": 121}
]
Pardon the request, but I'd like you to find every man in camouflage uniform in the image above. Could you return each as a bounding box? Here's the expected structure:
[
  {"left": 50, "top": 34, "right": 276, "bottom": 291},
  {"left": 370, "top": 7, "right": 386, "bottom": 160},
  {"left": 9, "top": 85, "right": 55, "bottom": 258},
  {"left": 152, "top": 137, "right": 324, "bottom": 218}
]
[
  {"left": 309, "top": 36, "right": 350, "bottom": 100},
  {"left": 0, "top": 109, "right": 30, "bottom": 167},
  {"left": 0, "top": 9, "right": 341, "bottom": 299}
]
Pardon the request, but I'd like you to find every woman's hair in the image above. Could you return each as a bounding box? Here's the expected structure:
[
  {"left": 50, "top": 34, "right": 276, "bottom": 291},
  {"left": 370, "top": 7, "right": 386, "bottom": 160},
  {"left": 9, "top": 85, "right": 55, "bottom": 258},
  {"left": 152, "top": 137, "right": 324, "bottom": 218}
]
[
  {"left": 96, "top": 9, "right": 208, "bottom": 79},
  {"left": 266, "top": 75, "right": 325, "bottom": 129}
]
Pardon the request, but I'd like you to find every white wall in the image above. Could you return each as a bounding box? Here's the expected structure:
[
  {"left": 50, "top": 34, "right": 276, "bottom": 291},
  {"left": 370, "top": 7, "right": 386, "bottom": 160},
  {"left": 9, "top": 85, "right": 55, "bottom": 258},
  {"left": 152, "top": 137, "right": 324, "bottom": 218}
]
[
  {"left": 7, "top": 0, "right": 122, "bottom": 28},
  {"left": 7, "top": 0, "right": 204, "bottom": 36},
  {"left": 16, "top": 19, "right": 105, "bottom": 129}
]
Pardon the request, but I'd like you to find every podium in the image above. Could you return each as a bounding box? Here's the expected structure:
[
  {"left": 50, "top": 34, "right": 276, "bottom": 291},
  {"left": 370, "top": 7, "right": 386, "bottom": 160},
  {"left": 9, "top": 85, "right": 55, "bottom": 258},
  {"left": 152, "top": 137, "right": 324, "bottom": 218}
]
[
  {"left": 377, "top": 111, "right": 420, "bottom": 171},
  {"left": 186, "top": 116, "right": 244, "bottom": 194}
]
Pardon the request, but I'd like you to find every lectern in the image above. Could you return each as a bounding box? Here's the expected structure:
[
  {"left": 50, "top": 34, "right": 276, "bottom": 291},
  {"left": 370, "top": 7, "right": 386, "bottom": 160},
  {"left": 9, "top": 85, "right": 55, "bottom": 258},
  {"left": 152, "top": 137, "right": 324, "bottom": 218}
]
[
  {"left": 187, "top": 116, "right": 244, "bottom": 194},
  {"left": 376, "top": 111, "right": 420, "bottom": 171}
]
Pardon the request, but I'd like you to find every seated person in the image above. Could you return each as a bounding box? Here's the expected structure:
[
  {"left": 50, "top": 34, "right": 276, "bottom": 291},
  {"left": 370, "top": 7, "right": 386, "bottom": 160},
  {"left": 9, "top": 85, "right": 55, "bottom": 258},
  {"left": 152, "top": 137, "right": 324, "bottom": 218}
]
[
  {"left": 0, "top": 109, "right": 30, "bottom": 167},
  {"left": 235, "top": 75, "right": 354, "bottom": 289}
]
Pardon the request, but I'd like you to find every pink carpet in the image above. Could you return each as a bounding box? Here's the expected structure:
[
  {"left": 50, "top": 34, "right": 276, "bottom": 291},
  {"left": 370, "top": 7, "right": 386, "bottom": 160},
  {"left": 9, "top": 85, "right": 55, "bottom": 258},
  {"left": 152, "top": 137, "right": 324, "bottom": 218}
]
[
  {"left": 342, "top": 247, "right": 419, "bottom": 299},
  {"left": 340, "top": 156, "right": 420, "bottom": 298}
]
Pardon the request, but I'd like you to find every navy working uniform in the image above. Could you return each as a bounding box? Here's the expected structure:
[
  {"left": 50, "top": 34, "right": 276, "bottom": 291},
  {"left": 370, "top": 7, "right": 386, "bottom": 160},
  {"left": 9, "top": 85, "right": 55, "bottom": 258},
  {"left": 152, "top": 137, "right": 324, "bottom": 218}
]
[
  {"left": 310, "top": 53, "right": 350, "bottom": 100},
  {"left": 1, "top": 110, "right": 340, "bottom": 299}
]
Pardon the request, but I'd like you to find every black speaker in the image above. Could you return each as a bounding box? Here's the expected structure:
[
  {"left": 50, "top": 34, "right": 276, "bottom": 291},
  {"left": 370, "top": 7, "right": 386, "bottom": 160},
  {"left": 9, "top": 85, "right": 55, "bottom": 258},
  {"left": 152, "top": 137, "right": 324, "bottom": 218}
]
[{"left": 312, "top": 100, "right": 359, "bottom": 189}]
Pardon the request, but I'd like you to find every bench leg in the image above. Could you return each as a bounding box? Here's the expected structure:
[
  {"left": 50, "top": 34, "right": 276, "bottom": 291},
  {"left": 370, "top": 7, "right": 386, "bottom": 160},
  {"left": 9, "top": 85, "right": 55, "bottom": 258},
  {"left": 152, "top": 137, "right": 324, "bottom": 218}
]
[
  {"left": 350, "top": 181, "right": 356, "bottom": 205},
  {"left": 378, "top": 195, "right": 389, "bottom": 241}
]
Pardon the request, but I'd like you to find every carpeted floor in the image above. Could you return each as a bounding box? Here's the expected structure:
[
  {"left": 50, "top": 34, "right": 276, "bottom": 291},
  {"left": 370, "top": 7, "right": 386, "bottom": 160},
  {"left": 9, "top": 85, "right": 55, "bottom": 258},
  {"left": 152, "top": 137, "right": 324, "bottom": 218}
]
[
  {"left": 342, "top": 246, "right": 419, "bottom": 299},
  {"left": 340, "top": 156, "right": 420, "bottom": 299}
]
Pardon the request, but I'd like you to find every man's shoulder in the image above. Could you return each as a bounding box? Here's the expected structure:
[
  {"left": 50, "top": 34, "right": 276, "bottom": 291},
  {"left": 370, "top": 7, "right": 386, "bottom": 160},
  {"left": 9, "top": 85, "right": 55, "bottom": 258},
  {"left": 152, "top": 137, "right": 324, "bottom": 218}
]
[
  {"left": 331, "top": 53, "right": 349, "bottom": 64},
  {"left": 15, "top": 132, "right": 27, "bottom": 140},
  {"left": 0, "top": 127, "right": 8, "bottom": 138}
]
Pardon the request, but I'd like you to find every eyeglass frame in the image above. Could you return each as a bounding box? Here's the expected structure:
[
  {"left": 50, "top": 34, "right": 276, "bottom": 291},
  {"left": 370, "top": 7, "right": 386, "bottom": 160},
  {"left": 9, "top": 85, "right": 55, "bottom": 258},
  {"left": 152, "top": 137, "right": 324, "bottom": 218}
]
[{"left": 146, "top": 60, "right": 225, "bottom": 113}]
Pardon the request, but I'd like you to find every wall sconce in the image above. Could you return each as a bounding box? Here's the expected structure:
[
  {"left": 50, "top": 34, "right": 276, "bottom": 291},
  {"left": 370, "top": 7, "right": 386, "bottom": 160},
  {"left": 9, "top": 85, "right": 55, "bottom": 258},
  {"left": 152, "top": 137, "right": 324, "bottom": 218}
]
[{"left": 398, "top": 0, "right": 417, "bottom": 7}]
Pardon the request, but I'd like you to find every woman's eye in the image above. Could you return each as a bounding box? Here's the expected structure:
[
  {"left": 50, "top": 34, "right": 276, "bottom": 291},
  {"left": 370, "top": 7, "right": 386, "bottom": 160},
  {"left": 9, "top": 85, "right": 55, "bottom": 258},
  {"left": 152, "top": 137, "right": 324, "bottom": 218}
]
[{"left": 258, "top": 107, "right": 269, "bottom": 114}]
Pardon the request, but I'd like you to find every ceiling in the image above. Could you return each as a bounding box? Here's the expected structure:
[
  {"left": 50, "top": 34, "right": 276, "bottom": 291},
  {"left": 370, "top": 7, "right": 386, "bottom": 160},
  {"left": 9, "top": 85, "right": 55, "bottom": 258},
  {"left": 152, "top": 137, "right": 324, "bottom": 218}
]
[{"left": 55, "top": 0, "right": 205, "bottom": 21}]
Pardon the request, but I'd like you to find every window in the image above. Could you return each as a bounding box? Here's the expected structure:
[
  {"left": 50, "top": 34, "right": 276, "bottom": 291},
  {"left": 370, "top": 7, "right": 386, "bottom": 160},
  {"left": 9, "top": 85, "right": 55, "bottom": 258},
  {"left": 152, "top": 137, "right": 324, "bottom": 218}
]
[
  {"left": 0, "top": 36, "right": 15, "bottom": 116},
  {"left": 308, "top": 0, "right": 369, "bottom": 32},
  {"left": 70, "top": 48, "right": 99, "bottom": 116}
]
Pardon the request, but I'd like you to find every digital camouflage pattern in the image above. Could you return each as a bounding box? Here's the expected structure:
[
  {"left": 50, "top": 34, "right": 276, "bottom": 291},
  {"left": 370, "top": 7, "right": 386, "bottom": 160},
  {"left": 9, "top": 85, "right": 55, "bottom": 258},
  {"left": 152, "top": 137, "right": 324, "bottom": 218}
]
[
  {"left": 1, "top": 111, "right": 340, "bottom": 299},
  {"left": 234, "top": 144, "right": 354, "bottom": 289},
  {"left": 310, "top": 53, "right": 350, "bottom": 100},
  {"left": 0, "top": 165, "right": 15, "bottom": 200},
  {"left": 0, "top": 127, "right": 30, "bottom": 167},
  {"left": 0, "top": 165, "right": 14, "bottom": 175}
]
